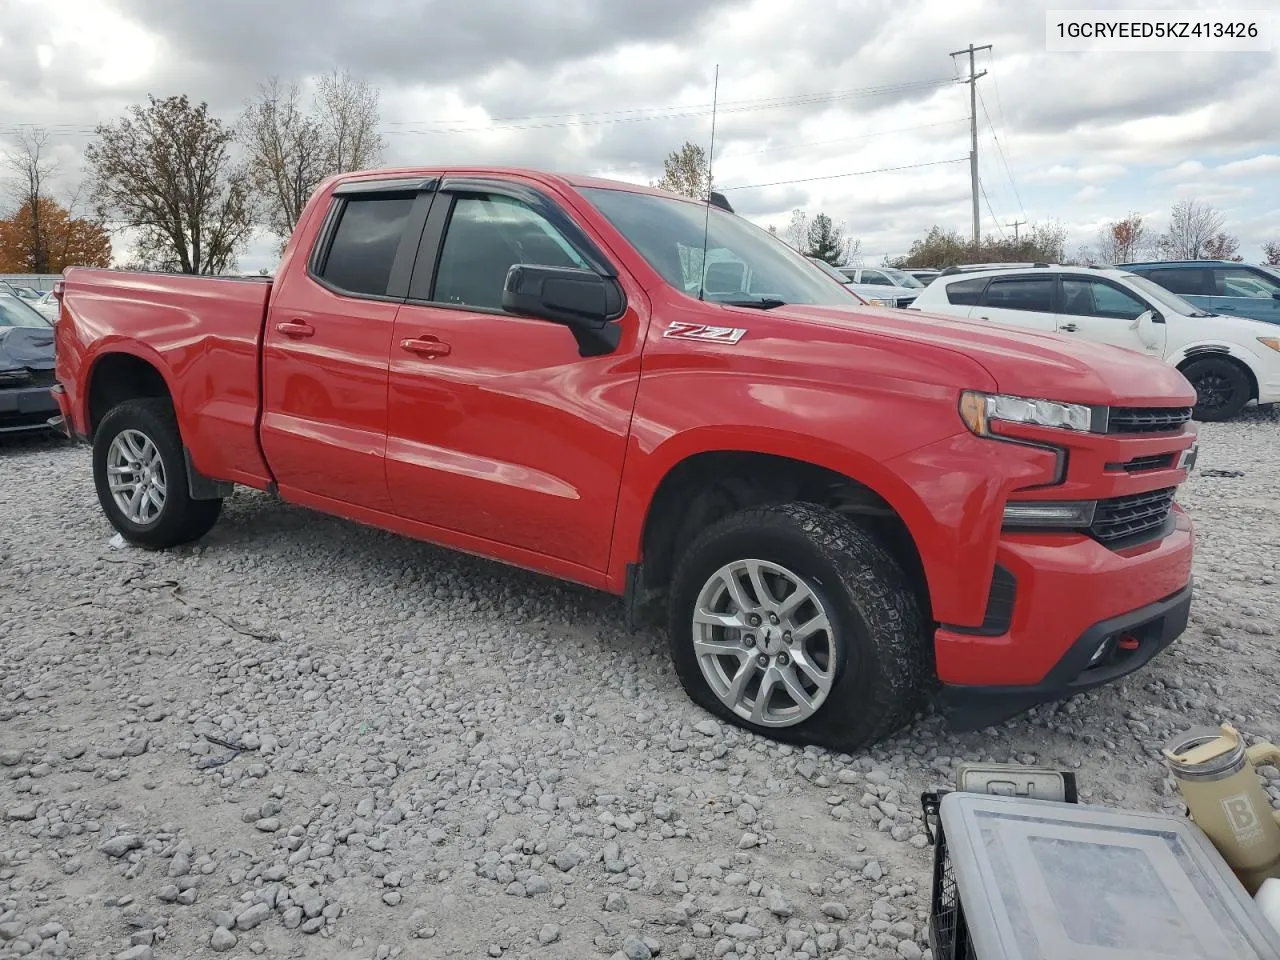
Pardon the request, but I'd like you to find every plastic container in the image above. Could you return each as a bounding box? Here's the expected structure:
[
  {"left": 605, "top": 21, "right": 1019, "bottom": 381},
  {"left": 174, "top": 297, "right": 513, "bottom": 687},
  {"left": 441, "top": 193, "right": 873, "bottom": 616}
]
[{"left": 927, "top": 791, "right": 1280, "bottom": 960}]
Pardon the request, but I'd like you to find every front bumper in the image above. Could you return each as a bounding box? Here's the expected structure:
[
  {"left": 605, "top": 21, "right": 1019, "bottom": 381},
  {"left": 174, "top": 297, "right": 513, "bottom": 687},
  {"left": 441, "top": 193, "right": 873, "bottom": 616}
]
[
  {"left": 934, "top": 503, "right": 1193, "bottom": 729},
  {"left": 939, "top": 581, "right": 1192, "bottom": 731},
  {"left": 0, "top": 383, "right": 59, "bottom": 435}
]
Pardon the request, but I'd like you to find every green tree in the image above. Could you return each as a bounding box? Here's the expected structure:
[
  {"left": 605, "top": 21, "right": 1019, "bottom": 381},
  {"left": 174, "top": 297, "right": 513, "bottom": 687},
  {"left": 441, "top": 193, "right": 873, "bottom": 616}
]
[
  {"left": 805, "top": 214, "right": 845, "bottom": 264},
  {"left": 653, "top": 141, "right": 711, "bottom": 199},
  {"left": 887, "top": 221, "right": 1068, "bottom": 269}
]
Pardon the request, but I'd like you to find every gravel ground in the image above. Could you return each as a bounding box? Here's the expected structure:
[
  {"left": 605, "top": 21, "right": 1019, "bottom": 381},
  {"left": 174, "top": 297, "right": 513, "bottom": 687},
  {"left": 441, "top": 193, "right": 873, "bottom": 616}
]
[{"left": 3, "top": 409, "right": 1279, "bottom": 960}]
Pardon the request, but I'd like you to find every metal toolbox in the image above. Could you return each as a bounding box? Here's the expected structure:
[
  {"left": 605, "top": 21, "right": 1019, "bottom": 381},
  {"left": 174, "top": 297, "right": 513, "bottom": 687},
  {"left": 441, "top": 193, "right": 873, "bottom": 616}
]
[{"left": 924, "top": 791, "right": 1280, "bottom": 960}]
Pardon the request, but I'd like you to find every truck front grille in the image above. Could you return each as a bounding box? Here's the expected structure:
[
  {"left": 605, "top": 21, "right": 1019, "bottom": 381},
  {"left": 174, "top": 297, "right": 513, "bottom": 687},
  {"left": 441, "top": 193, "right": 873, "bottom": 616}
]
[
  {"left": 1090, "top": 487, "right": 1176, "bottom": 546},
  {"left": 1107, "top": 406, "right": 1193, "bottom": 434}
]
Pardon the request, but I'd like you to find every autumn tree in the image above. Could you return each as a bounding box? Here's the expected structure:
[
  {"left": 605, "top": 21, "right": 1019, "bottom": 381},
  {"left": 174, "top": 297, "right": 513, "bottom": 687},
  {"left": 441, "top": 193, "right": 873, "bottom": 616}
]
[
  {"left": 1202, "top": 232, "right": 1243, "bottom": 262},
  {"left": 1096, "top": 212, "right": 1149, "bottom": 264},
  {"left": 1157, "top": 199, "right": 1225, "bottom": 260},
  {"left": 805, "top": 213, "right": 845, "bottom": 265},
  {"left": 3, "top": 128, "right": 59, "bottom": 273},
  {"left": 87, "top": 95, "right": 256, "bottom": 274},
  {"left": 1265, "top": 241, "right": 1280, "bottom": 266},
  {"left": 654, "top": 141, "right": 711, "bottom": 199},
  {"left": 0, "top": 198, "right": 111, "bottom": 272}
]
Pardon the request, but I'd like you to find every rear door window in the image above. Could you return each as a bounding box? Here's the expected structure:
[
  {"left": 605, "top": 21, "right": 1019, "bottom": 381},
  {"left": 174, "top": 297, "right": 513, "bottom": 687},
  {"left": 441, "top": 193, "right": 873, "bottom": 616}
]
[
  {"left": 1141, "top": 268, "right": 1208, "bottom": 297},
  {"left": 1061, "top": 278, "right": 1145, "bottom": 320},
  {"left": 1214, "top": 267, "right": 1280, "bottom": 298},
  {"left": 316, "top": 195, "right": 417, "bottom": 297},
  {"left": 981, "top": 277, "right": 1055, "bottom": 312}
]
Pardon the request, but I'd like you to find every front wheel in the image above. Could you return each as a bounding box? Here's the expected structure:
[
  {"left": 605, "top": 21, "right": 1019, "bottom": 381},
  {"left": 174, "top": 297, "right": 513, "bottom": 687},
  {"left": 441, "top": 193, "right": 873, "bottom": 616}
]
[
  {"left": 666, "top": 502, "right": 928, "bottom": 751},
  {"left": 92, "top": 398, "right": 223, "bottom": 549},
  {"left": 1183, "top": 356, "right": 1251, "bottom": 421}
]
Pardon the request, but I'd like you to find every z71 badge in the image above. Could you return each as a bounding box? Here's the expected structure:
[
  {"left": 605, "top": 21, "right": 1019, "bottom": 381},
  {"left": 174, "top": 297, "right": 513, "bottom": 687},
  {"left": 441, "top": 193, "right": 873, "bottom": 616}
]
[{"left": 662, "top": 321, "right": 748, "bottom": 344}]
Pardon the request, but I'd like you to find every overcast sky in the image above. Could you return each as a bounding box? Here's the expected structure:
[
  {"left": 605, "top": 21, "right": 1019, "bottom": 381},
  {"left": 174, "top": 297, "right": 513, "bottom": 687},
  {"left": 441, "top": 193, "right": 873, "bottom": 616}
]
[{"left": 1, "top": 0, "right": 1277, "bottom": 270}]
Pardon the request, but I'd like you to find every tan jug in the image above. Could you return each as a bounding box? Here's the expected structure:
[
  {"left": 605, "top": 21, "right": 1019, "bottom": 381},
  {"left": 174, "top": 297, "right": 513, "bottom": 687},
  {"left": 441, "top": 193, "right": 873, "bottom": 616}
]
[{"left": 1164, "top": 724, "right": 1280, "bottom": 895}]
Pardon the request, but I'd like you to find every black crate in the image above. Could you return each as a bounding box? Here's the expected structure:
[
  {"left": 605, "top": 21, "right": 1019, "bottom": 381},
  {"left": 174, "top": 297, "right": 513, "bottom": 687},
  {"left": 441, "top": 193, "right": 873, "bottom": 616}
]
[{"left": 922, "top": 791, "right": 976, "bottom": 960}]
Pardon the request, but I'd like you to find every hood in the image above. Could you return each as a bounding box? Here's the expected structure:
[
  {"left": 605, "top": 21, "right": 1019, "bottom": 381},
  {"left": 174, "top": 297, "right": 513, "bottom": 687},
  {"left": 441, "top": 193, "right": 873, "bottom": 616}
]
[
  {"left": 740, "top": 303, "right": 1196, "bottom": 407},
  {"left": 0, "top": 326, "right": 56, "bottom": 373}
]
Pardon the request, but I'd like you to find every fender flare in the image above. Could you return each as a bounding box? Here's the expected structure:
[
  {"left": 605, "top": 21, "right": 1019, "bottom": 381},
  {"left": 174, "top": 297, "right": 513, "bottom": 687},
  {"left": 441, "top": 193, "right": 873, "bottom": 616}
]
[{"left": 1172, "top": 341, "right": 1262, "bottom": 398}]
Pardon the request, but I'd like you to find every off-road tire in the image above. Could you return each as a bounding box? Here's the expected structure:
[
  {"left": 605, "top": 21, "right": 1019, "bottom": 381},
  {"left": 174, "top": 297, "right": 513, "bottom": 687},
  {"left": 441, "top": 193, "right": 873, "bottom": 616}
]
[
  {"left": 1183, "top": 356, "right": 1251, "bottom": 422},
  {"left": 92, "top": 398, "right": 223, "bottom": 549},
  {"left": 667, "top": 501, "right": 928, "bottom": 751}
]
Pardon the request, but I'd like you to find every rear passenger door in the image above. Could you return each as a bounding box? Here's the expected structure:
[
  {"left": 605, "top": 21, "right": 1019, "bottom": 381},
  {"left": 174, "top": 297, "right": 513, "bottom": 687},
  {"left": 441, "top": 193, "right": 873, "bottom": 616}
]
[
  {"left": 1056, "top": 276, "right": 1164, "bottom": 356},
  {"left": 260, "top": 179, "right": 433, "bottom": 512},
  {"left": 971, "top": 275, "right": 1058, "bottom": 331}
]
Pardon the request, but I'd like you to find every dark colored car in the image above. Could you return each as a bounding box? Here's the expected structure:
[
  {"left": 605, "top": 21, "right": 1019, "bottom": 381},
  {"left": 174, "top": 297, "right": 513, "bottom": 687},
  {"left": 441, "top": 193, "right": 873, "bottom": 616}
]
[
  {"left": 1120, "top": 260, "right": 1280, "bottom": 325},
  {"left": 0, "top": 289, "right": 59, "bottom": 435}
]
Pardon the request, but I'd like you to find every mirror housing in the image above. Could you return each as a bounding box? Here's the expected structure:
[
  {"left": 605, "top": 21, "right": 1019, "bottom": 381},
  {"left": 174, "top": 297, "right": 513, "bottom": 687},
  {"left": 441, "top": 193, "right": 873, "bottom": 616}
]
[{"left": 502, "top": 264, "right": 624, "bottom": 357}]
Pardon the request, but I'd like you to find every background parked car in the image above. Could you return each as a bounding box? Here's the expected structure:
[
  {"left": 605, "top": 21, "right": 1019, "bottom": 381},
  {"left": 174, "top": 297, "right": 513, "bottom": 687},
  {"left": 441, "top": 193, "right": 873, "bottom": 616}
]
[
  {"left": 30, "top": 291, "right": 59, "bottom": 321},
  {"left": 906, "top": 268, "right": 940, "bottom": 285},
  {"left": 805, "top": 257, "right": 908, "bottom": 306},
  {"left": 1119, "top": 260, "right": 1280, "bottom": 326},
  {"left": 835, "top": 265, "right": 920, "bottom": 307},
  {"left": 908, "top": 263, "right": 1280, "bottom": 421},
  {"left": 0, "top": 289, "right": 58, "bottom": 436}
]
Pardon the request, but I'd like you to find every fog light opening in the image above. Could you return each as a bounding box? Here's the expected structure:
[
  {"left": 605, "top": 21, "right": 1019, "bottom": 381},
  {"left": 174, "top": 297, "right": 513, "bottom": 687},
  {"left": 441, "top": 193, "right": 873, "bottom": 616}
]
[{"left": 1088, "top": 638, "right": 1113, "bottom": 665}]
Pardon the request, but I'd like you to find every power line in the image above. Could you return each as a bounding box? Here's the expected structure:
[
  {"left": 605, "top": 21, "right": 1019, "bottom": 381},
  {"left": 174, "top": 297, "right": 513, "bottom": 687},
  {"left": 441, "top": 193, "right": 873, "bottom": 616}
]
[
  {"left": 719, "top": 157, "right": 969, "bottom": 191},
  {"left": 1, "top": 77, "right": 962, "bottom": 140},
  {"left": 977, "top": 90, "right": 1025, "bottom": 222},
  {"left": 722, "top": 118, "right": 969, "bottom": 159},
  {"left": 979, "top": 177, "right": 1006, "bottom": 239}
]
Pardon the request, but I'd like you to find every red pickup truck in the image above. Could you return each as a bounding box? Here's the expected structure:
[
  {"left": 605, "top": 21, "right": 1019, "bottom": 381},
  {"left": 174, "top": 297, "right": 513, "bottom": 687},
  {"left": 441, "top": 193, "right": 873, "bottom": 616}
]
[{"left": 52, "top": 167, "right": 1197, "bottom": 748}]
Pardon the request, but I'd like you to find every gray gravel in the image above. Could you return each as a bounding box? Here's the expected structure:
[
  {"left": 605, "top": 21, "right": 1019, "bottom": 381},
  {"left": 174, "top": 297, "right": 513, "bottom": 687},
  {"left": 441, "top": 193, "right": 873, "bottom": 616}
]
[{"left": 2, "top": 409, "right": 1279, "bottom": 959}]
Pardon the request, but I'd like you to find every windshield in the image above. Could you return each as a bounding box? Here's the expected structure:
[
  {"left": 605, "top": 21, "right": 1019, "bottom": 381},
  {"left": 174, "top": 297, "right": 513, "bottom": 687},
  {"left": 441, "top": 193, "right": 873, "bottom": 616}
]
[
  {"left": 581, "top": 187, "right": 857, "bottom": 308},
  {"left": 1124, "top": 274, "right": 1213, "bottom": 318},
  {"left": 0, "top": 292, "right": 51, "bottom": 328},
  {"left": 881, "top": 267, "right": 923, "bottom": 289}
]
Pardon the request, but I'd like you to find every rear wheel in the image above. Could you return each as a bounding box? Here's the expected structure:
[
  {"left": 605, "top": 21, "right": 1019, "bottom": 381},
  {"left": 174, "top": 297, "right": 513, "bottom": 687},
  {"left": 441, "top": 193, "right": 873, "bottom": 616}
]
[
  {"left": 1183, "top": 356, "right": 1251, "bottom": 421},
  {"left": 92, "top": 399, "right": 223, "bottom": 549},
  {"left": 667, "top": 501, "right": 928, "bottom": 750}
]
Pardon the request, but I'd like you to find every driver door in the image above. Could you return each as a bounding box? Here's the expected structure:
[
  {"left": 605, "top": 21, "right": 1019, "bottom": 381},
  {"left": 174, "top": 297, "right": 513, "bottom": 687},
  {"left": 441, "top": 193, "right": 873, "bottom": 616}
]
[
  {"left": 384, "top": 178, "right": 649, "bottom": 574},
  {"left": 1055, "top": 276, "right": 1165, "bottom": 356}
]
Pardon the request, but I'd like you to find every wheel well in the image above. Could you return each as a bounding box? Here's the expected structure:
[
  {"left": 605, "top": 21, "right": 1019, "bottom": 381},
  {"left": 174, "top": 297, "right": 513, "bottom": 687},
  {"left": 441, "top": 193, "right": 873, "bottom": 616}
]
[
  {"left": 637, "top": 451, "right": 930, "bottom": 620},
  {"left": 88, "top": 353, "right": 172, "bottom": 437},
  {"left": 1177, "top": 351, "right": 1258, "bottom": 401}
]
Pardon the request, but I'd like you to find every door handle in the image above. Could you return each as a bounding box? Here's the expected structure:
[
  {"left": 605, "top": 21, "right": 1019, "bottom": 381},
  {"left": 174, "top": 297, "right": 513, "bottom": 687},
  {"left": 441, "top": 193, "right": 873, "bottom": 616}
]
[
  {"left": 276, "top": 319, "right": 315, "bottom": 338},
  {"left": 401, "top": 336, "right": 451, "bottom": 358},
  {"left": 1059, "top": 322, "right": 1078, "bottom": 332},
  {"left": 977, "top": 315, "right": 989, "bottom": 320}
]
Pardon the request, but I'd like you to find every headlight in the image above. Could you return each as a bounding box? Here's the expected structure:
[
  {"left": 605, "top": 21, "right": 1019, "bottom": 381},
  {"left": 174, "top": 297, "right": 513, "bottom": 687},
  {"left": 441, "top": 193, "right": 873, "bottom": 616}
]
[
  {"left": 959, "top": 390, "right": 1095, "bottom": 436},
  {"left": 1002, "top": 500, "right": 1097, "bottom": 527},
  {"left": 866, "top": 297, "right": 896, "bottom": 307},
  {"left": 1258, "top": 337, "right": 1280, "bottom": 354}
]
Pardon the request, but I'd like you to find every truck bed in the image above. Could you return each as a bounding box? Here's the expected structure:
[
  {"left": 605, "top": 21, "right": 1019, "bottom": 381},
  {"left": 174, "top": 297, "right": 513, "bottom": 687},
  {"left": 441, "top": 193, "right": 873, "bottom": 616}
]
[{"left": 58, "top": 268, "right": 275, "bottom": 488}]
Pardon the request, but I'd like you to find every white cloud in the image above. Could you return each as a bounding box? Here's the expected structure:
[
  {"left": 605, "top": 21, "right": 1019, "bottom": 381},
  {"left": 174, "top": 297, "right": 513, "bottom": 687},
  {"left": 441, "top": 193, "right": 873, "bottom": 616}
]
[{"left": 1073, "top": 185, "right": 1105, "bottom": 201}]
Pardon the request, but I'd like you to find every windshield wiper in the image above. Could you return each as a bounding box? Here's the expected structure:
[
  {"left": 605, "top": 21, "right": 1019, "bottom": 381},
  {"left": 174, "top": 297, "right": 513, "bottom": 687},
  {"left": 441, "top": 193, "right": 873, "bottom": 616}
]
[{"left": 716, "top": 297, "right": 788, "bottom": 310}]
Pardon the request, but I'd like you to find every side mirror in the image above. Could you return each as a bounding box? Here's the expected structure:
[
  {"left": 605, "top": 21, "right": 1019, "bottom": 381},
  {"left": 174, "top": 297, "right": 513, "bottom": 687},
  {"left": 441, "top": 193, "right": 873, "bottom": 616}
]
[{"left": 502, "top": 264, "right": 624, "bottom": 357}]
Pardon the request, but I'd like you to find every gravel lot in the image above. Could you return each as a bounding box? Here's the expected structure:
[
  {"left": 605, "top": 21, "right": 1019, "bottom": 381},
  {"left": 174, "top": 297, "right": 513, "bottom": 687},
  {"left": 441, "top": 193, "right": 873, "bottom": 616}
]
[{"left": 3, "top": 409, "right": 1279, "bottom": 960}]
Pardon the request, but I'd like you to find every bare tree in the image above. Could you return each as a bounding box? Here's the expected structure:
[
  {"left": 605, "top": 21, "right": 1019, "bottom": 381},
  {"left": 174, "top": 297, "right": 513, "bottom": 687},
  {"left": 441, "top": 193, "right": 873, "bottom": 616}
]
[
  {"left": 240, "top": 78, "right": 329, "bottom": 241},
  {"left": 1202, "top": 232, "right": 1242, "bottom": 262},
  {"left": 1095, "top": 212, "right": 1148, "bottom": 264},
  {"left": 87, "top": 95, "right": 256, "bottom": 274},
  {"left": 1158, "top": 199, "right": 1225, "bottom": 260},
  {"left": 842, "top": 236, "right": 863, "bottom": 265},
  {"left": 3, "top": 128, "right": 60, "bottom": 273},
  {"left": 1265, "top": 241, "right": 1280, "bottom": 266},
  {"left": 781, "top": 209, "right": 809, "bottom": 252},
  {"left": 315, "top": 69, "right": 385, "bottom": 174}
]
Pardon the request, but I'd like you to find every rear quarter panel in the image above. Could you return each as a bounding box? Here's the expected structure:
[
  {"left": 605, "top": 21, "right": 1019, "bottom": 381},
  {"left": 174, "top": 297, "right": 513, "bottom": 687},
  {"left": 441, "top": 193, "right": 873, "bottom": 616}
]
[{"left": 58, "top": 268, "right": 274, "bottom": 487}]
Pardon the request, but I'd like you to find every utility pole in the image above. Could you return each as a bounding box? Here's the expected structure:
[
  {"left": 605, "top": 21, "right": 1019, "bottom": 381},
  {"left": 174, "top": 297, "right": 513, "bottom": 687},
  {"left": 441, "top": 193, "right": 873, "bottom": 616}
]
[
  {"left": 950, "top": 43, "right": 990, "bottom": 254},
  {"left": 1007, "top": 218, "right": 1026, "bottom": 240}
]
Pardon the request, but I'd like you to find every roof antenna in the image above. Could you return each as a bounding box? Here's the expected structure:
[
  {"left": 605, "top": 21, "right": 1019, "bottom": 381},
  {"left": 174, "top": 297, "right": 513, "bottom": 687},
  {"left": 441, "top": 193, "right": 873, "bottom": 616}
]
[{"left": 697, "top": 64, "right": 720, "bottom": 302}]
